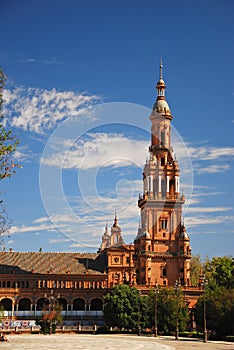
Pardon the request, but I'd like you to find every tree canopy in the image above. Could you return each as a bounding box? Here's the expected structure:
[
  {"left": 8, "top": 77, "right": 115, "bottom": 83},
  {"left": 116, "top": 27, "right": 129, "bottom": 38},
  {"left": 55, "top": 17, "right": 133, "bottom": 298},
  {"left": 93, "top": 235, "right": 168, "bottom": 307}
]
[
  {"left": 194, "top": 256, "right": 234, "bottom": 337},
  {"left": 0, "top": 68, "right": 20, "bottom": 238},
  {"left": 104, "top": 284, "right": 140, "bottom": 331},
  {"left": 204, "top": 256, "right": 234, "bottom": 289},
  {"left": 103, "top": 284, "right": 189, "bottom": 334},
  {"left": 0, "top": 68, "right": 20, "bottom": 180}
]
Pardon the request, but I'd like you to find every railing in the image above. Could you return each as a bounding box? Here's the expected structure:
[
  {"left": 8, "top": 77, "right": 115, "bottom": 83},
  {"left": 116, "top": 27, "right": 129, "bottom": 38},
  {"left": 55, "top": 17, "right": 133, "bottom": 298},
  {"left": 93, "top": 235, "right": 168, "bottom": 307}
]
[
  {"left": 3, "top": 310, "right": 103, "bottom": 317},
  {"left": 138, "top": 250, "right": 192, "bottom": 258},
  {"left": 138, "top": 193, "right": 184, "bottom": 202}
]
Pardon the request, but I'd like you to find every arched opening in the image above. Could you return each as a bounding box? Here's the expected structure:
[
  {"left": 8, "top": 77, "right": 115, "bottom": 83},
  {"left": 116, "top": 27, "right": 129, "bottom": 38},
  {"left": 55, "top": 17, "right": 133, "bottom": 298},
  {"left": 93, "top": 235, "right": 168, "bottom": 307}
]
[
  {"left": 153, "top": 179, "right": 158, "bottom": 197},
  {"left": 0, "top": 298, "right": 12, "bottom": 311},
  {"left": 58, "top": 298, "right": 67, "bottom": 311},
  {"left": 73, "top": 298, "right": 85, "bottom": 311},
  {"left": 169, "top": 179, "right": 175, "bottom": 196},
  {"left": 90, "top": 298, "right": 103, "bottom": 311},
  {"left": 18, "top": 298, "right": 31, "bottom": 311},
  {"left": 161, "top": 178, "right": 166, "bottom": 198},
  {"left": 37, "top": 298, "right": 48, "bottom": 311},
  {"left": 160, "top": 130, "right": 165, "bottom": 146}
]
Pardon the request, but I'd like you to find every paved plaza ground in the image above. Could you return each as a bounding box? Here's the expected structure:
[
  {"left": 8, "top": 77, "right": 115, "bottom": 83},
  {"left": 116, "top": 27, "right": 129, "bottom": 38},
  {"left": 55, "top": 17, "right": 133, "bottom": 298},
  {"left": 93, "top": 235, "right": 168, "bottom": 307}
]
[{"left": 0, "top": 334, "right": 233, "bottom": 350}]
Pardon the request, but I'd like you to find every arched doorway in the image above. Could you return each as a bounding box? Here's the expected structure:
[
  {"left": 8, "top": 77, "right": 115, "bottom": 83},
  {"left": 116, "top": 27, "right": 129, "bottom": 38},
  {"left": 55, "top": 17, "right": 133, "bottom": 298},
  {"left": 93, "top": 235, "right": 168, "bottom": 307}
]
[
  {"left": 36, "top": 298, "right": 48, "bottom": 311},
  {"left": 0, "top": 298, "right": 12, "bottom": 311},
  {"left": 58, "top": 298, "right": 67, "bottom": 311},
  {"left": 73, "top": 298, "right": 85, "bottom": 311},
  {"left": 90, "top": 298, "right": 102, "bottom": 311},
  {"left": 18, "top": 298, "right": 31, "bottom": 311}
]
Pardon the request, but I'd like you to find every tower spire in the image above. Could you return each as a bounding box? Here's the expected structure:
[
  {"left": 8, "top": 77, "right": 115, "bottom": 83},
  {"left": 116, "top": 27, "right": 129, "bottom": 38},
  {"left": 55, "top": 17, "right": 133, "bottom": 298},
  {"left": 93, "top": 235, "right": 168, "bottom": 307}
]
[
  {"left": 152, "top": 59, "right": 172, "bottom": 118},
  {"left": 113, "top": 211, "right": 118, "bottom": 227},
  {"left": 159, "top": 56, "right": 163, "bottom": 80}
]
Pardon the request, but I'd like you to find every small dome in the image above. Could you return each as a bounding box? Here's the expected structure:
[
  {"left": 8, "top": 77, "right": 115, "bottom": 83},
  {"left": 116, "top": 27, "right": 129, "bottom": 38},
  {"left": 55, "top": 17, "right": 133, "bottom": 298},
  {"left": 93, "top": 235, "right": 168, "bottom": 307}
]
[
  {"left": 153, "top": 99, "right": 171, "bottom": 113},
  {"left": 157, "top": 78, "right": 166, "bottom": 86}
]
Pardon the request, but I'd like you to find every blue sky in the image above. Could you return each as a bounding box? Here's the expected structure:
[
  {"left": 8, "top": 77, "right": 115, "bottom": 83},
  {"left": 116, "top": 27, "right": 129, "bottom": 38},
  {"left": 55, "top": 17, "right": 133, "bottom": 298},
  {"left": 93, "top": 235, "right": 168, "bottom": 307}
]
[{"left": 1, "top": 0, "right": 233, "bottom": 258}]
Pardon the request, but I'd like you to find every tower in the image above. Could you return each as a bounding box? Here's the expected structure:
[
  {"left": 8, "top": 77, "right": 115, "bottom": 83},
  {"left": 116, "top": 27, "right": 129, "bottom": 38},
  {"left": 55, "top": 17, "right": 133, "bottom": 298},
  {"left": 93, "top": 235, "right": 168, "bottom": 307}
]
[
  {"left": 110, "top": 213, "right": 124, "bottom": 246},
  {"left": 134, "top": 60, "right": 191, "bottom": 287},
  {"left": 100, "top": 221, "right": 111, "bottom": 251},
  {"left": 100, "top": 214, "right": 124, "bottom": 252}
]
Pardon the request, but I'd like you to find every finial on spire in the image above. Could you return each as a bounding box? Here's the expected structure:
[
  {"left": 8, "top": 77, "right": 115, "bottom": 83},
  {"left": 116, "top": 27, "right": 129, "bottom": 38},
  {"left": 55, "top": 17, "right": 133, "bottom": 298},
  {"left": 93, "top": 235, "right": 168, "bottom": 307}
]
[
  {"left": 105, "top": 220, "right": 108, "bottom": 231},
  {"left": 160, "top": 56, "right": 163, "bottom": 80},
  {"left": 113, "top": 211, "right": 119, "bottom": 227}
]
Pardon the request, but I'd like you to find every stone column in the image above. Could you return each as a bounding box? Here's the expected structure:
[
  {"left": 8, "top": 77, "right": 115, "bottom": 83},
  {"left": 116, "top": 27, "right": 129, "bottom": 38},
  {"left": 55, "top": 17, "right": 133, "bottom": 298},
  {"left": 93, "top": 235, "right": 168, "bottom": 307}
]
[{"left": 158, "top": 175, "right": 161, "bottom": 195}]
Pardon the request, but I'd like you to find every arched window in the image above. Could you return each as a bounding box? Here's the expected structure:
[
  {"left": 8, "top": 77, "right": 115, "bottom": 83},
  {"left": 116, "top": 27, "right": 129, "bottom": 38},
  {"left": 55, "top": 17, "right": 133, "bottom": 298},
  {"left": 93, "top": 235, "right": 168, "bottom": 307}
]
[
  {"left": 58, "top": 298, "right": 67, "bottom": 311},
  {"left": 90, "top": 298, "right": 103, "bottom": 311},
  {"left": 0, "top": 298, "right": 12, "bottom": 311},
  {"left": 18, "top": 298, "right": 31, "bottom": 311},
  {"left": 161, "top": 178, "right": 166, "bottom": 197},
  {"left": 37, "top": 298, "right": 48, "bottom": 311},
  {"left": 162, "top": 267, "right": 167, "bottom": 277},
  {"left": 169, "top": 179, "right": 175, "bottom": 195},
  {"left": 73, "top": 298, "right": 85, "bottom": 311}
]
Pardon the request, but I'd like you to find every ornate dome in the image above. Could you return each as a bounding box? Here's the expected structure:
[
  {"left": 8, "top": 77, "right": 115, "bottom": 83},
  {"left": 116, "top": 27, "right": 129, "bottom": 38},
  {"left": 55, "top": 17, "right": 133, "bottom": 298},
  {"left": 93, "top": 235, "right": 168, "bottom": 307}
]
[{"left": 153, "top": 98, "right": 171, "bottom": 114}]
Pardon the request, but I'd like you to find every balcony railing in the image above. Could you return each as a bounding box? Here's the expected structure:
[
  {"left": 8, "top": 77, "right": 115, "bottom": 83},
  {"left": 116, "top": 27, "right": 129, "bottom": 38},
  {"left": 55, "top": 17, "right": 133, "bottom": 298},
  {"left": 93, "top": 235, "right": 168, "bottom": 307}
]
[{"left": 2, "top": 310, "right": 103, "bottom": 317}]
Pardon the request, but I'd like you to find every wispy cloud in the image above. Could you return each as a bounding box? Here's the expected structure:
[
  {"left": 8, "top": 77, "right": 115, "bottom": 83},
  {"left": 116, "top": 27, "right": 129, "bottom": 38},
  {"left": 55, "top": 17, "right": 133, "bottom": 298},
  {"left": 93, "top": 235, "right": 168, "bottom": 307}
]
[
  {"left": 185, "top": 215, "right": 234, "bottom": 228},
  {"left": 3, "top": 86, "right": 101, "bottom": 134},
  {"left": 187, "top": 146, "right": 234, "bottom": 161},
  {"left": 24, "top": 57, "right": 66, "bottom": 65},
  {"left": 41, "top": 132, "right": 149, "bottom": 170},
  {"left": 186, "top": 206, "right": 231, "bottom": 213},
  {"left": 196, "top": 164, "right": 230, "bottom": 174},
  {"left": 8, "top": 178, "right": 142, "bottom": 247},
  {"left": 171, "top": 140, "right": 234, "bottom": 175},
  {"left": 9, "top": 223, "right": 57, "bottom": 234},
  {"left": 14, "top": 145, "right": 33, "bottom": 162},
  {"left": 48, "top": 238, "right": 70, "bottom": 244}
]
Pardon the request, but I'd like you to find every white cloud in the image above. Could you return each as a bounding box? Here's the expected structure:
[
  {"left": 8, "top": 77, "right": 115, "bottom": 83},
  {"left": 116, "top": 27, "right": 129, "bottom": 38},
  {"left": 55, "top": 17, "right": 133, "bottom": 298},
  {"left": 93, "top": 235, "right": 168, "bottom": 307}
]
[
  {"left": 9, "top": 223, "right": 56, "bottom": 234},
  {"left": 187, "top": 146, "right": 234, "bottom": 161},
  {"left": 185, "top": 215, "right": 234, "bottom": 228},
  {"left": 48, "top": 238, "right": 70, "bottom": 244},
  {"left": 41, "top": 132, "right": 149, "bottom": 170},
  {"left": 186, "top": 206, "right": 231, "bottom": 213},
  {"left": 13, "top": 145, "right": 33, "bottom": 162},
  {"left": 33, "top": 216, "right": 51, "bottom": 224},
  {"left": 3, "top": 86, "right": 101, "bottom": 134},
  {"left": 196, "top": 164, "right": 230, "bottom": 174},
  {"left": 8, "top": 181, "right": 142, "bottom": 247},
  {"left": 24, "top": 57, "right": 66, "bottom": 65}
]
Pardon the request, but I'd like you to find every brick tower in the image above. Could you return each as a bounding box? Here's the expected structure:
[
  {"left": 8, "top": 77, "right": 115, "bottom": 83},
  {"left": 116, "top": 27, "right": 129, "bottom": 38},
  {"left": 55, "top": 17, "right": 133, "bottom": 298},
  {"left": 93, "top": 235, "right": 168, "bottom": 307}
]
[{"left": 134, "top": 60, "right": 191, "bottom": 287}]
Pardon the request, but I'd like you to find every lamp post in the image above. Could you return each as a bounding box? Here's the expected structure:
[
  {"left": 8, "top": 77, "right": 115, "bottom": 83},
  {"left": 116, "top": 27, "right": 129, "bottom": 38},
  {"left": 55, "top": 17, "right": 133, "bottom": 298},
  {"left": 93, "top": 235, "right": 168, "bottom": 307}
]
[
  {"left": 154, "top": 284, "right": 159, "bottom": 337},
  {"left": 174, "top": 280, "right": 181, "bottom": 340},
  {"left": 201, "top": 274, "right": 208, "bottom": 343},
  {"left": 44, "top": 290, "right": 60, "bottom": 335}
]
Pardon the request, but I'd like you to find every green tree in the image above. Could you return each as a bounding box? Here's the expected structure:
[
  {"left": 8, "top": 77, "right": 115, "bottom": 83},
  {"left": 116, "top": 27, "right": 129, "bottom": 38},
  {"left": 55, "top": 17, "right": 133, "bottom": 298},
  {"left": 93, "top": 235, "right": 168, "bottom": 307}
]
[
  {"left": 194, "top": 286, "right": 234, "bottom": 336},
  {"left": 204, "top": 256, "right": 234, "bottom": 289},
  {"left": 190, "top": 255, "right": 203, "bottom": 286},
  {"left": 148, "top": 287, "right": 189, "bottom": 334},
  {"left": 36, "top": 302, "right": 63, "bottom": 334},
  {"left": 0, "top": 68, "right": 20, "bottom": 239},
  {"left": 103, "top": 284, "right": 141, "bottom": 332},
  {"left": 0, "top": 69, "right": 20, "bottom": 180},
  {"left": 0, "top": 305, "right": 5, "bottom": 323}
]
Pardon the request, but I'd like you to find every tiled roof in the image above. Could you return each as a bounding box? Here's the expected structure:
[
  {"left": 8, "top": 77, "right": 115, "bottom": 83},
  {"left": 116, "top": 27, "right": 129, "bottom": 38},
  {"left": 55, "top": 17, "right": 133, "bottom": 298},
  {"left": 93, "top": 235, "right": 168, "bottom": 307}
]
[{"left": 0, "top": 252, "right": 107, "bottom": 275}]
